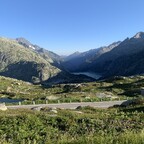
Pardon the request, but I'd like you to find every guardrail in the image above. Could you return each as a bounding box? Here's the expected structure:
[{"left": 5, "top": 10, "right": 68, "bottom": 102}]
[{"left": 1, "top": 96, "right": 136, "bottom": 106}]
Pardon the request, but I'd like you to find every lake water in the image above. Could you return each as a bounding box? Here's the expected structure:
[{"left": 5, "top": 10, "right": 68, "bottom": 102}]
[
  {"left": 73, "top": 72, "right": 102, "bottom": 80},
  {"left": 0, "top": 98, "right": 22, "bottom": 103}
]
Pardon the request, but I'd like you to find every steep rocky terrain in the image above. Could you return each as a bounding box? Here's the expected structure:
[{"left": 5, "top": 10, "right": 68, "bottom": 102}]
[
  {"left": 0, "top": 37, "right": 60, "bottom": 83},
  {"left": 16, "top": 37, "right": 62, "bottom": 63}
]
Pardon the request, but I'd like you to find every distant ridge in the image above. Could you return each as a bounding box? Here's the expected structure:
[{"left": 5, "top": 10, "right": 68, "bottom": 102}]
[
  {"left": 62, "top": 41, "right": 121, "bottom": 72},
  {"left": 62, "top": 31, "right": 144, "bottom": 78}
]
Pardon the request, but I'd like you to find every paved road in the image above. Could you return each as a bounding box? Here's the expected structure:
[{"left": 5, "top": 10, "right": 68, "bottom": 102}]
[{"left": 7, "top": 100, "right": 126, "bottom": 109}]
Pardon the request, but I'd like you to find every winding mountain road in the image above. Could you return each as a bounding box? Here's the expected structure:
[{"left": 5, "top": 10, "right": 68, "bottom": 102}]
[{"left": 7, "top": 100, "right": 126, "bottom": 109}]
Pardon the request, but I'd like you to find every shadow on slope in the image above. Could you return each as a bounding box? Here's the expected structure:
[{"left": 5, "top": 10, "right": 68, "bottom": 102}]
[
  {"left": 42, "top": 71, "right": 95, "bottom": 86},
  {"left": 0, "top": 61, "right": 52, "bottom": 84},
  {"left": 0, "top": 61, "right": 95, "bottom": 85}
]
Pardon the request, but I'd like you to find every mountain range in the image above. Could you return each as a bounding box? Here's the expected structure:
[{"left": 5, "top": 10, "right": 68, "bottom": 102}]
[
  {"left": 62, "top": 32, "right": 144, "bottom": 78},
  {"left": 62, "top": 41, "right": 121, "bottom": 72},
  {"left": 0, "top": 32, "right": 144, "bottom": 84},
  {"left": 0, "top": 37, "right": 94, "bottom": 84}
]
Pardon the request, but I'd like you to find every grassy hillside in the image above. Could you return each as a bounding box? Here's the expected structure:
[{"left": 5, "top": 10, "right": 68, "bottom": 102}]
[
  {"left": 0, "top": 106, "right": 144, "bottom": 144},
  {"left": 0, "top": 75, "right": 144, "bottom": 104},
  {"left": 0, "top": 75, "right": 144, "bottom": 143}
]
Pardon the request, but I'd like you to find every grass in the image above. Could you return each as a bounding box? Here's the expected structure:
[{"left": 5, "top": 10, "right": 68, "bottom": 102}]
[
  {"left": 0, "top": 105, "right": 144, "bottom": 144},
  {"left": 0, "top": 75, "right": 144, "bottom": 104}
]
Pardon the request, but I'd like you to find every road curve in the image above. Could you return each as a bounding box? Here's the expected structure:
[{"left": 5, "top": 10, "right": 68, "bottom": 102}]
[{"left": 7, "top": 100, "right": 126, "bottom": 109}]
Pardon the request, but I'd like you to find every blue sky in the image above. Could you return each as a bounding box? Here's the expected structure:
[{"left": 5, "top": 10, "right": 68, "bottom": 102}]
[{"left": 0, "top": 0, "right": 144, "bottom": 55}]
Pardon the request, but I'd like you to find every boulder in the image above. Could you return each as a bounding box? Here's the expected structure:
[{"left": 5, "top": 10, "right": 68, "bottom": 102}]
[
  {"left": 120, "top": 100, "right": 133, "bottom": 107},
  {"left": 31, "top": 106, "right": 42, "bottom": 111},
  {"left": 75, "top": 111, "right": 83, "bottom": 114},
  {"left": 0, "top": 104, "right": 7, "bottom": 111},
  {"left": 76, "top": 106, "right": 82, "bottom": 110},
  {"left": 50, "top": 109, "right": 58, "bottom": 114}
]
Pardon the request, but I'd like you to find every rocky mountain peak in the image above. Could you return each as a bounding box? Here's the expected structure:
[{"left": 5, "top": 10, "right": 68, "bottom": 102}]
[
  {"left": 16, "top": 37, "right": 35, "bottom": 50},
  {"left": 133, "top": 32, "right": 144, "bottom": 39},
  {"left": 16, "top": 37, "right": 31, "bottom": 45}
]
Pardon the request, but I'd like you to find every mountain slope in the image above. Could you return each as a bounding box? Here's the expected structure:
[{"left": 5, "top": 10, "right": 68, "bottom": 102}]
[
  {"left": 0, "top": 37, "right": 60, "bottom": 83},
  {"left": 62, "top": 41, "right": 121, "bottom": 72},
  {"left": 88, "top": 32, "right": 144, "bottom": 77},
  {"left": 64, "top": 51, "right": 81, "bottom": 61},
  {"left": 0, "top": 37, "right": 94, "bottom": 84},
  {"left": 16, "top": 37, "right": 62, "bottom": 63},
  {"left": 62, "top": 32, "right": 144, "bottom": 79}
]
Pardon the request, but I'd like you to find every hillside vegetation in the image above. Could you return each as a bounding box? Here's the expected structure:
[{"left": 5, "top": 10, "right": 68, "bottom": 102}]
[
  {"left": 0, "top": 75, "right": 144, "bottom": 104},
  {"left": 0, "top": 106, "right": 144, "bottom": 144}
]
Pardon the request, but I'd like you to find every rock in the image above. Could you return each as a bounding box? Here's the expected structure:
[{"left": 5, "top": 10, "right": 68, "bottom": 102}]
[
  {"left": 40, "top": 107, "right": 58, "bottom": 113},
  {"left": 50, "top": 109, "right": 58, "bottom": 114},
  {"left": 15, "top": 82, "right": 21, "bottom": 86},
  {"left": 75, "top": 111, "right": 83, "bottom": 114},
  {"left": 46, "top": 96, "right": 59, "bottom": 100},
  {"left": 0, "top": 104, "right": 7, "bottom": 111},
  {"left": 76, "top": 106, "right": 82, "bottom": 110},
  {"left": 31, "top": 106, "right": 42, "bottom": 111},
  {"left": 96, "top": 93, "right": 106, "bottom": 98},
  {"left": 7, "top": 87, "right": 12, "bottom": 92},
  {"left": 120, "top": 100, "right": 133, "bottom": 107},
  {"left": 120, "top": 99, "right": 143, "bottom": 107}
]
